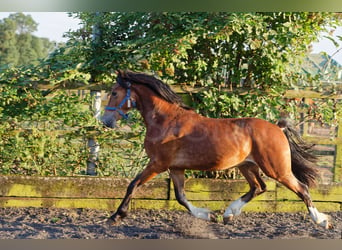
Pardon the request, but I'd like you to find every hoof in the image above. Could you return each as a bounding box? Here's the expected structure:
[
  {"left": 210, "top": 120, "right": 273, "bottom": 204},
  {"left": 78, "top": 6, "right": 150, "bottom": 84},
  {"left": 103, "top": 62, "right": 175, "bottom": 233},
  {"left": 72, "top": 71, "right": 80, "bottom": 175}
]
[
  {"left": 223, "top": 215, "right": 234, "bottom": 225},
  {"left": 318, "top": 216, "right": 333, "bottom": 229},
  {"left": 189, "top": 206, "right": 214, "bottom": 221},
  {"left": 106, "top": 217, "right": 121, "bottom": 226},
  {"left": 318, "top": 220, "right": 333, "bottom": 229},
  {"left": 209, "top": 213, "right": 218, "bottom": 223},
  {"left": 308, "top": 207, "right": 333, "bottom": 230},
  {"left": 326, "top": 222, "right": 334, "bottom": 229},
  {"left": 106, "top": 212, "right": 126, "bottom": 226}
]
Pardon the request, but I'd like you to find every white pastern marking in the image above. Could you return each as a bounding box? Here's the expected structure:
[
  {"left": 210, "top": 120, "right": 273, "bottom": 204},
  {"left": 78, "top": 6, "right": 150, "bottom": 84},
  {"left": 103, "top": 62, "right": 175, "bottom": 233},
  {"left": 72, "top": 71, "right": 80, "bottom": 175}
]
[
  {"left": 308, "top": 207, "right": 330, "bottom": 228},
  {"left": 188, "top": 203, "right": 211, "bottom": 220},
  {"left": 223, "top": 198, "right": 246, "bottom": 218}
]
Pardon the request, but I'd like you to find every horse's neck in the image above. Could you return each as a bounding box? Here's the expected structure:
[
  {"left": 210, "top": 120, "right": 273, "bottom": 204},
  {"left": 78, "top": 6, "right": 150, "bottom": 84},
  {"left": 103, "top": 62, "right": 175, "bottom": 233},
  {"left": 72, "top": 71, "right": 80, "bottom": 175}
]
[{"left": 135, "top": 88, "right": 184, "bottom": 128}]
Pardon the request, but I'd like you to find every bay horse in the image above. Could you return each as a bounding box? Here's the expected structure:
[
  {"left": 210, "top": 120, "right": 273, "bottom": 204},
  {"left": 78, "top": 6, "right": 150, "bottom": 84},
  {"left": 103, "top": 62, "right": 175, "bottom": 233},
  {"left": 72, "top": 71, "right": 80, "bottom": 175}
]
[{"left": 102, "top": 70, "right": 332, "bottom": 229}]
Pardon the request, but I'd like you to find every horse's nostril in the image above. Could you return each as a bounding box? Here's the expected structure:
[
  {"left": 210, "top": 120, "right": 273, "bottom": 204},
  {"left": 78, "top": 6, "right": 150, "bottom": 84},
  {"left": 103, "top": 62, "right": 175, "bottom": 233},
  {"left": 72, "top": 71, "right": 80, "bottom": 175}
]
[{"left": 101, "top": 115, "right": 116, "bottom": 129}]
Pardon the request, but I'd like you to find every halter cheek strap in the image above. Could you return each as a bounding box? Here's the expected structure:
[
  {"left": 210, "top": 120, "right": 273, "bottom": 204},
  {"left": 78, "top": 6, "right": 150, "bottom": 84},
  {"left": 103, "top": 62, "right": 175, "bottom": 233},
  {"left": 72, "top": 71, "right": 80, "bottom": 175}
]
[{"left": 105, "top": 88, "right": 136, "bottom": 119}]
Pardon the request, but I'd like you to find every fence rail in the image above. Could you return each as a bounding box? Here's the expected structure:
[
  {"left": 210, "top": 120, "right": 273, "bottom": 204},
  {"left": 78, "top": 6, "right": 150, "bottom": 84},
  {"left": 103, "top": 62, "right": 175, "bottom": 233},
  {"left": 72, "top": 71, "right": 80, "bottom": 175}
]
[{"left": 0, "top": 176, "right": 341, "bottom": 212}]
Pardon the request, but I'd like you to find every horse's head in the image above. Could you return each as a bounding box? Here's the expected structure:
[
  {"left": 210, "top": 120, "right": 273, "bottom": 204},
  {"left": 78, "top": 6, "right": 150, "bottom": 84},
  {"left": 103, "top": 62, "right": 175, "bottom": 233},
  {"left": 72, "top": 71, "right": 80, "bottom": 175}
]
[{"left": 101, "top": 72, "right": 136, "bottom": 128}]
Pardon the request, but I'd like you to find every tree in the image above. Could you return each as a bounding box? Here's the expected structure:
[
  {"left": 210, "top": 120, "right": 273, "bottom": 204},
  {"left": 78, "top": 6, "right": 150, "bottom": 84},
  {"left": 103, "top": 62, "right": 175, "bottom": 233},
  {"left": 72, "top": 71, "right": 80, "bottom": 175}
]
[
  {"left": 60, "top": 12, "right": 340, "bottom": 121},
  {"left": 0, "top": 13, "right": 55, "bottom": 67},
  {"left": 8, "top": 13, "right": 38, "bottom": 35},
  {"left": 0, "top": 16, "right": 19, "bottom": 65}
]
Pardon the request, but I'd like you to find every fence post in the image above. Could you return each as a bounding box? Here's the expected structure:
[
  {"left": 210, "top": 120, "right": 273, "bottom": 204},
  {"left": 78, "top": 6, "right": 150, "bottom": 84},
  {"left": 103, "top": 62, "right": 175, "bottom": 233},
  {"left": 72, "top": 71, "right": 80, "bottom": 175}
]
[
  {"left": 86, "top": 12, "right": 103, "bottom": 176},
  {"left": 299, "top": 98, "right": 310, "bottom": 136},
  {"left": 87, "top": 90, "right": 102, "bottom": 176},
  {"left": 333, "top": 115, "right": 342, "bottom": 182}
]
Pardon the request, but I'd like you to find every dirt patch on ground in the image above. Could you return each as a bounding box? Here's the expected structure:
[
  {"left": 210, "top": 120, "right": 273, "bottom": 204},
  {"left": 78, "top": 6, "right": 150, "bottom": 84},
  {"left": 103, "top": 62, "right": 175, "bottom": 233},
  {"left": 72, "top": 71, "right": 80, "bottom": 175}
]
[
  {"left": 0, "top": 208, "right": 342, "bottom": 239},
  {"left": 0, "top": 207, "right": 340, "bottom": 239}
]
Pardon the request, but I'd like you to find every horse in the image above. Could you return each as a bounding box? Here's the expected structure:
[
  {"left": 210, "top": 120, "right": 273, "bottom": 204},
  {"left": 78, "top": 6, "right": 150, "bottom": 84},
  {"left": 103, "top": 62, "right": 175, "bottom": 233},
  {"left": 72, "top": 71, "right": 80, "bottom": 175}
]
[{"left": 102, "top": 70, "right": 332, "bottom": 229}]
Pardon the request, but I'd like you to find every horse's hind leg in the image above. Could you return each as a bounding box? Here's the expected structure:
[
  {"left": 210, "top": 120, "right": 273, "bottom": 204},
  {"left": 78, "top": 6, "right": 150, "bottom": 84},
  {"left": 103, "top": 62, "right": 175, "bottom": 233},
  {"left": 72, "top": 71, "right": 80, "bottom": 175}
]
[
  {"left": 275, "top": 174, "right": 332, "bottom": 229},
  {"left": 223, "top": 162, "right": 266, "bottom": 224},
  {"left": 170, "top": 169, "right": 216, "bottom": 221},
  {"left": 256, "top": 155, "right": 332, "bottom": 229}
]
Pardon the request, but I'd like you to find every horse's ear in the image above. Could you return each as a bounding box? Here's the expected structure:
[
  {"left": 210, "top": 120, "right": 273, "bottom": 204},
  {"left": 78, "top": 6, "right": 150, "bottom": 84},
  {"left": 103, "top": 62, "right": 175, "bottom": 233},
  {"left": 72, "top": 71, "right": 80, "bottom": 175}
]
[
  {"left": 117, "top": 69, "right": 124, "bottom": 77},
  {"left": 117, "top": 71, "right": 124, "bottom": 86},
  {"left": 116, "top": 70, "right": 131, "bottom": 88}
]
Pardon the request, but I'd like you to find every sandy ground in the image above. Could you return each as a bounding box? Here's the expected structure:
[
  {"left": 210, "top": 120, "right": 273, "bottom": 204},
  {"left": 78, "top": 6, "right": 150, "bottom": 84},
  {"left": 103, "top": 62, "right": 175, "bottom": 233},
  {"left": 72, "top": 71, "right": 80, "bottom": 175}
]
[{"left": 0, "top": 207, "right": 340, "bottom": 239}]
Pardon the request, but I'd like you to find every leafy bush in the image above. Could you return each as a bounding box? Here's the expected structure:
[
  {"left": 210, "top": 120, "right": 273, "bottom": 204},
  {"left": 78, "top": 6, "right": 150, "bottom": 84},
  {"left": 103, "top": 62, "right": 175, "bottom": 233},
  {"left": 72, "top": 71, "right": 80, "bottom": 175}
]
[{"left": 0, "top": 76, "right": 151, "bottom": 176}]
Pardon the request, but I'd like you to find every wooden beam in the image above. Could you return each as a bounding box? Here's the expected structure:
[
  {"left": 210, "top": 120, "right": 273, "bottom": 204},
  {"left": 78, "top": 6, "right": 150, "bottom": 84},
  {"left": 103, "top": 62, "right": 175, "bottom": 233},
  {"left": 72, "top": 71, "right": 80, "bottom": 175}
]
[
  {"left": 284, "top": 89, "right": 342, "bottom": 99},
  {"left": 5, "top": 80, "right": 341, "bottom": 99}
]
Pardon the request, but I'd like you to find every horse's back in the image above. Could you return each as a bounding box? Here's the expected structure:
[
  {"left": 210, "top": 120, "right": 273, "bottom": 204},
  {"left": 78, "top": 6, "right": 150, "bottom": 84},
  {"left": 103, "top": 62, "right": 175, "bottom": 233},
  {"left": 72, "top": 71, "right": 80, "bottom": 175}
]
[{"left": 241, "top": 117, "right": 289, "bottom": 146}]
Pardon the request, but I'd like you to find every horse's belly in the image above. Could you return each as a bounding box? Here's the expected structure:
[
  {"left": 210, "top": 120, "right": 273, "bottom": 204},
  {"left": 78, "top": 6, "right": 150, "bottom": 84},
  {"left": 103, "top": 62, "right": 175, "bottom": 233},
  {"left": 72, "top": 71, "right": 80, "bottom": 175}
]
[{"left": 170, "top": 148, "right": 248, "bottom": 171}]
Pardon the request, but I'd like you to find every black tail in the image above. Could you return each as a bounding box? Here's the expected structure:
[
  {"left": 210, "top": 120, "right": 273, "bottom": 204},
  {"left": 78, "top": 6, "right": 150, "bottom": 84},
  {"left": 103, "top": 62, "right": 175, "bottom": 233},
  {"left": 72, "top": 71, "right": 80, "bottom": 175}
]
[{"left": 277, "top": 119, "right": 319, "bottom": 187}]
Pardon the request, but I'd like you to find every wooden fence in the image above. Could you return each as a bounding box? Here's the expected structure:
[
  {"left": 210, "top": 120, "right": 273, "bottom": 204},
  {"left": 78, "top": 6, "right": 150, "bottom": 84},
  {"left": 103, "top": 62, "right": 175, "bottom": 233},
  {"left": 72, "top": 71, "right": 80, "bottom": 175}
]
[
  {"left": 0, "top": 176, "right": 341, "bottom": 212},
  {"left": 284, "top": 88, "right": 341, "bottom": 183}
]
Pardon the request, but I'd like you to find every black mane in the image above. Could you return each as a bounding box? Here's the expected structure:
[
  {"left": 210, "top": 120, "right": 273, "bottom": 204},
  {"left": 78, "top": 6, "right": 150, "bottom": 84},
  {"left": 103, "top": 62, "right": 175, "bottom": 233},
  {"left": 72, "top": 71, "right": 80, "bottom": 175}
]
[{"left": 117, "top": 70, "right": 191, "bottom": 110}]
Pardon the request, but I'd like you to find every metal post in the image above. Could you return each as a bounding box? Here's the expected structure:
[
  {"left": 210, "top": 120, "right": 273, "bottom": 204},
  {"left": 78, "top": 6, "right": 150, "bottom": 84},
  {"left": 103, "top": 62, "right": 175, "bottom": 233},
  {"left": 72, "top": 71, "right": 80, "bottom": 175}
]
[{"left": 91, "top": 90, "right": 102, "bottom": 120}]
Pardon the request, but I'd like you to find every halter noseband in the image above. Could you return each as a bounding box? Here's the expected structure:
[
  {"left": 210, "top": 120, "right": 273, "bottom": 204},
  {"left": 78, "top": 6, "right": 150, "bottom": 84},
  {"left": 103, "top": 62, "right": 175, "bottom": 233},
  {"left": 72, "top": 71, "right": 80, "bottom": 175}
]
[{"left": 105, "top": 88, "right": 136, "bottom": 119}]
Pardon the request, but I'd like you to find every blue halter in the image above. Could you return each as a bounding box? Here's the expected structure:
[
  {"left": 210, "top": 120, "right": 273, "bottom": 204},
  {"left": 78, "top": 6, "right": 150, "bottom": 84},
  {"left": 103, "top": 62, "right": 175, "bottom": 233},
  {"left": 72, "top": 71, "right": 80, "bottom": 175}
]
[{"left": 105, "top": 88, "right": 136, "bottom": 119}]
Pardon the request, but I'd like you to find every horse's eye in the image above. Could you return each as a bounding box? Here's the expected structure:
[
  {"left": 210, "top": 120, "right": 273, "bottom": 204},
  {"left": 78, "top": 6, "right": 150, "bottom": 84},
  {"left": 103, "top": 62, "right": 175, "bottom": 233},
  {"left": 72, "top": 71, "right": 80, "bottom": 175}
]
[{"left": 112, "top": 91, "right": 117, "bottom": 97}]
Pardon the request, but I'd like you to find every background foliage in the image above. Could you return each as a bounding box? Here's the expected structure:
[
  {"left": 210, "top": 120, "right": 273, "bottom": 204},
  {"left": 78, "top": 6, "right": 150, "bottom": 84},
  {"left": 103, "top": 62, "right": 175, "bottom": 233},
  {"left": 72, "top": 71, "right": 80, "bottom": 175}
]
[
  {"left": 0, "top": 12, "right": 341, "bottom": 177},
  {"left": 0, "top": 13, "right": 56, "bottom": 66},
  {"left": 64, "top": 12, "right": 341, "bottom": 121}
]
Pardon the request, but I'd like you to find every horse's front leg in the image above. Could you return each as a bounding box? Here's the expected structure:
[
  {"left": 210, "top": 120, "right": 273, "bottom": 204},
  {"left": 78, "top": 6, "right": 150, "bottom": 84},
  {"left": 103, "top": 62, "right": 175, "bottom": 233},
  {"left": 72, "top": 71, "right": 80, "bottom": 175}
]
[
  {"left": 108, "top": 163, "right": 159, "bottom": 225},
  {"left": 170, "top": 169, "right": 216, "bottom": 222}
]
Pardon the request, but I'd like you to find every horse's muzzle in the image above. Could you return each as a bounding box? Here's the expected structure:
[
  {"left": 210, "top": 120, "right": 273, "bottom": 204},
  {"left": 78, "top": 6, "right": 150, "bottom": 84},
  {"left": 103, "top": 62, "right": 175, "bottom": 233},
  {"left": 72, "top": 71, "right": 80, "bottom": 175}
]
[{"left": 101, "top": 113, "right": 117, "bottom": 129}]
